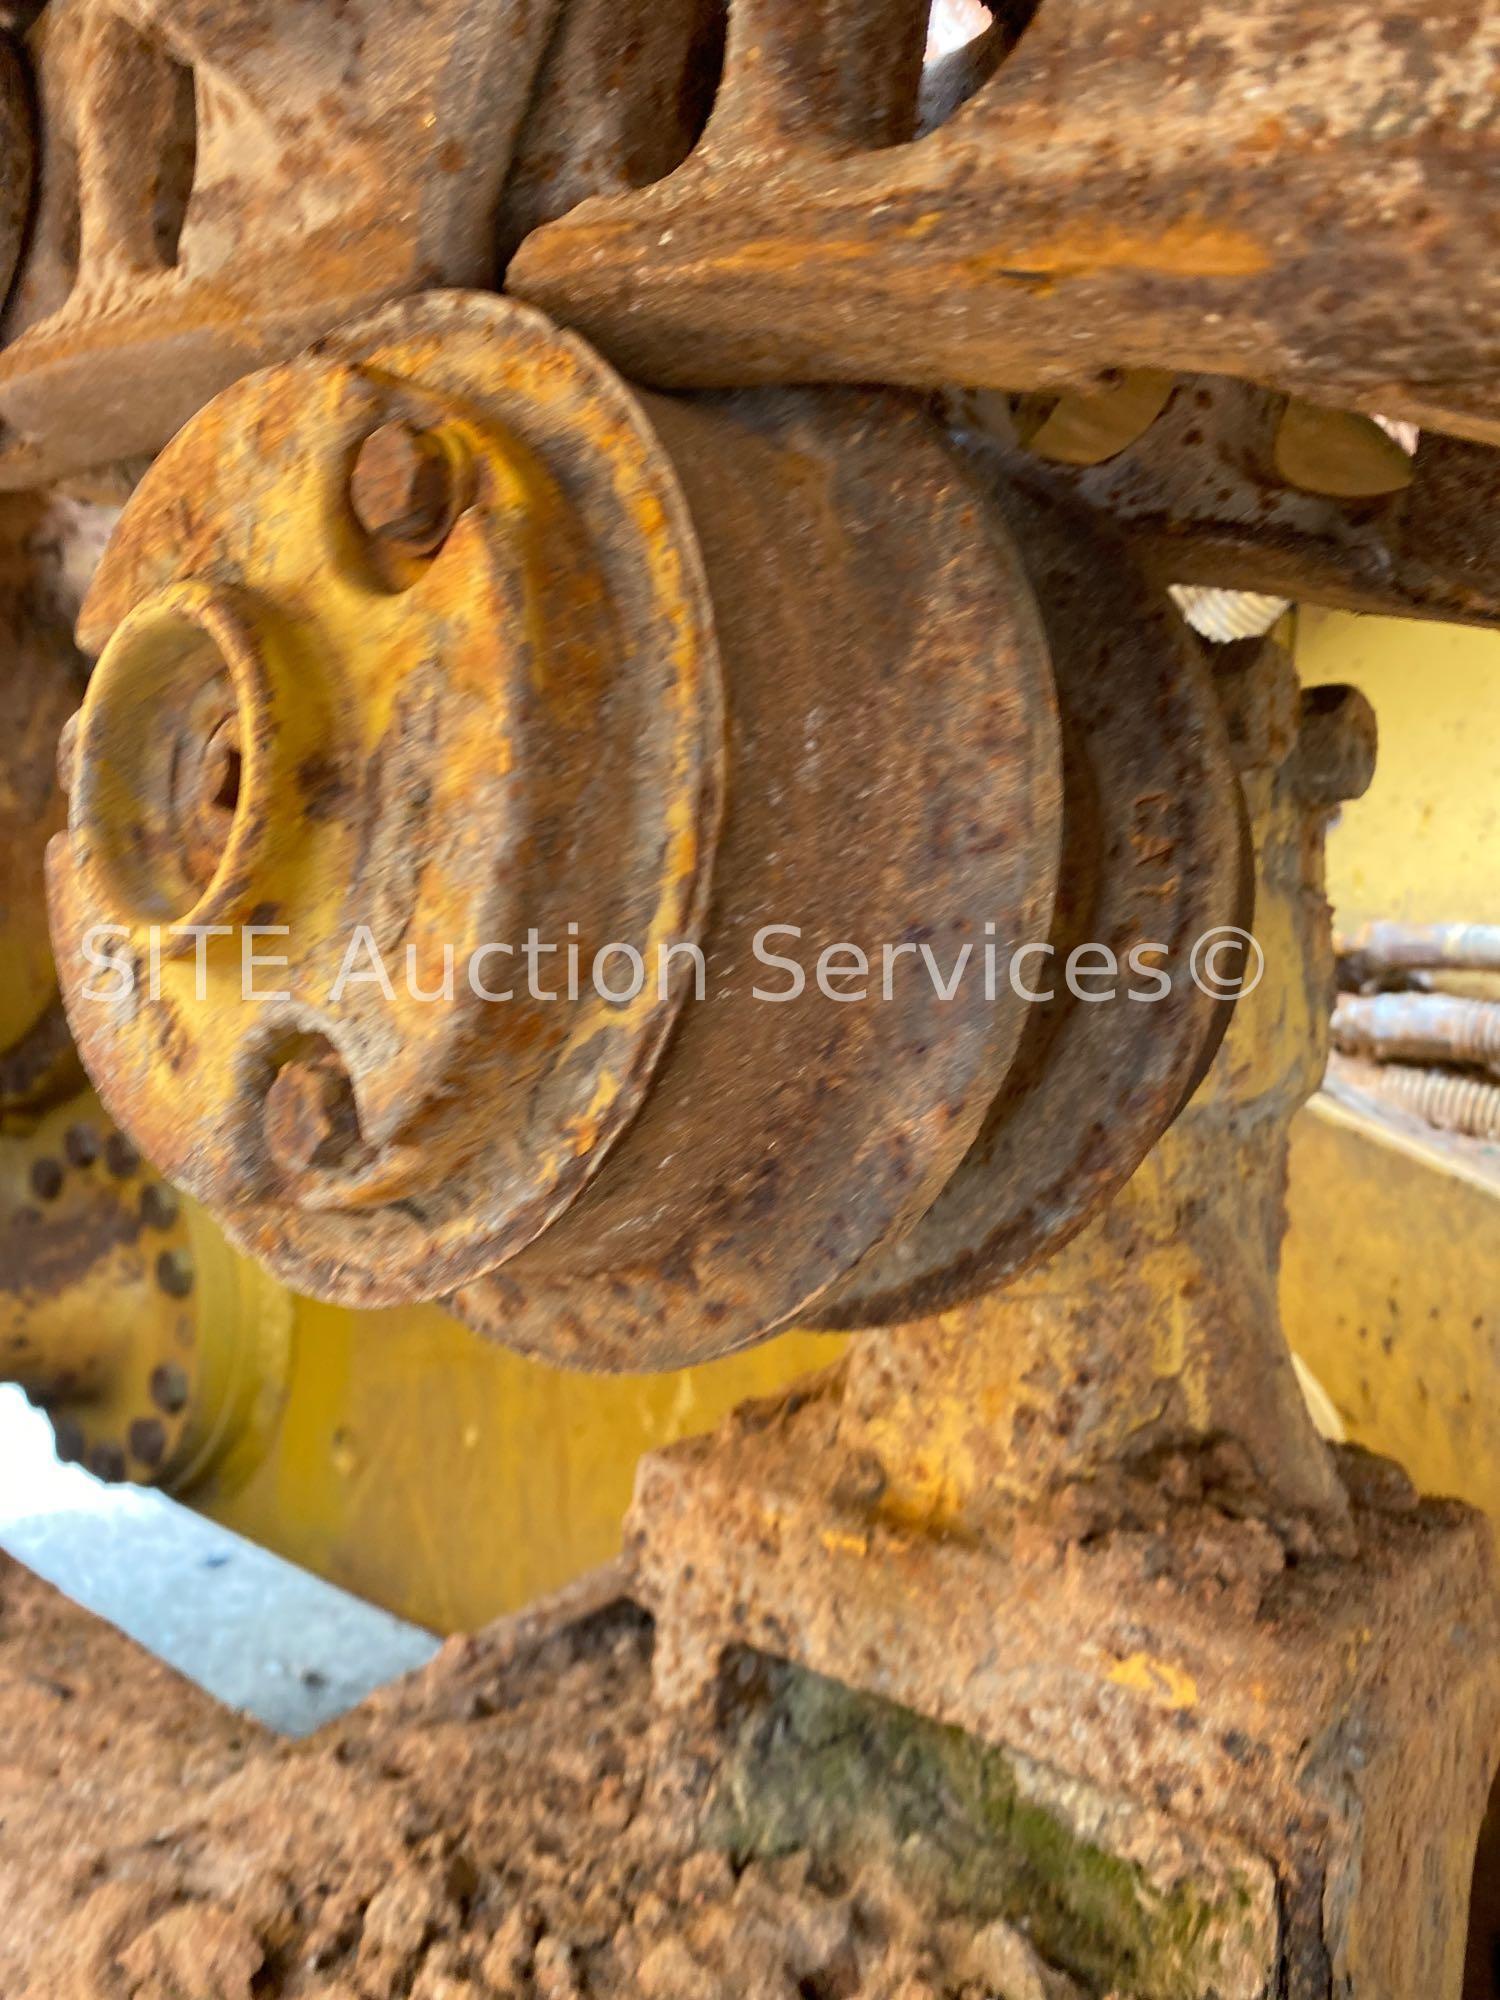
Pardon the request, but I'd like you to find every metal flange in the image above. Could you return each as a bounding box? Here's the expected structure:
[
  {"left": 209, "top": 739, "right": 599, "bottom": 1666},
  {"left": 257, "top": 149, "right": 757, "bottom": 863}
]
[
  {"left": 812, "top": 483, "right": 1250, "bottom": 1327},
  {"left": 1, "top": 1086, "right": 290, "bottom": 1490},
  {"left": 50, "top": 292, "right": 1064, "bottom": 1367},
  {"left": 53, "top": 293, "right": 724, "bottom": 1310}
]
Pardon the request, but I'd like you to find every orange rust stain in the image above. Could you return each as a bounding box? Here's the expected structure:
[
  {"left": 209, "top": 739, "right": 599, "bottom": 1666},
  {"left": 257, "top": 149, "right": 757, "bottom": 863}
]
[
  {"left": 956, "top": 219, "right": 1272, "bottom": 283},
  {"left": 1107, "top": 1652, "right": 1200, "bottom": 1709},
  {"left": 709, "top": 217, "right": 1272, "bottom": 286},
  {"left": 1246, "top": 115, "right": 1289, "bottom": 155}
]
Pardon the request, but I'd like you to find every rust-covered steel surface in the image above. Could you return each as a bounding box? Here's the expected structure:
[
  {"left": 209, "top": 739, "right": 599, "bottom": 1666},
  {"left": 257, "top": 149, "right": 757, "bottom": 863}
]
[
  {"left": 0, "top": 0, "right": 566, "bottom": 491},
  {"left": 2, "top": 7, "right": 1500, "bottom": 1977},
  {"left": 494, "top": 0, "right": 725, "bottom": 266},
  {"left": 49, "top": 292, "right": 1066, "bottom": 1365},
  {"left": 1340, "top": 918, "right": 1500, "bottom": 987},
  {"left": 2, "top": 0, "right": 1498, "bottom": 631},
  {"left": 50, "top": 292, "right": 729, "bottom": 1308},
  {"left": 625, "top": 642, "right": 1499, "bottom": 1997},
  {"left": 457, "top": 383, "right": 1061, "bottom": 1368},
  {"left": 509, "top": 0, "right": 1500, "bottom": 450},
  {"left": 0, "top": 491, "right": 85, "bottom": 1111},
  {"left": 973, "top": 378, "right": 1500, "bottom": 631},
  {"left": 832, "top": 640, "right": 1365, "bottom": 1530},
  {"left": 1333, "top": 989, "right": 1500, "bottom": 1075},
  {"left": 814, "top": 482, "right": 1248, "bottom": 1329},
  {"left": 0, "top": 24, "right": 32, "bottom": 317}
]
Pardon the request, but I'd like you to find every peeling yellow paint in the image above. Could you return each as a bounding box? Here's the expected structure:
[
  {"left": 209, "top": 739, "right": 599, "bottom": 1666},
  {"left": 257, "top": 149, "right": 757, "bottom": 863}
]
[{"left": 1107, "top": 1653, "right": 1200, "bottom": 1709}]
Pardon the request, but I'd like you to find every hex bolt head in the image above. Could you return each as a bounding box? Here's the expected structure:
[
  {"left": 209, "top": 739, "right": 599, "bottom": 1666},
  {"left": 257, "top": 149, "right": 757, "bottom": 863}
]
[
  {"left": 1293, "top": 683, "right": 1379, "bottom": 808},
  {"left": 52, "top": 1417, "right": 86, "bottom": 1465},
  {"left": 155, "top": 1248, "right": 194, "bottom": 1299},
  {"left": 88, "top": 1441, "right": 127, "bottom": 1484},
  {"left": 149, "top": 1362, "right": 190, "bottom": 1415},
  {"left": 350, "top": 420, "right": 459, "bottom": 552},
  {"left": 264, "top": 1050, "right": 362, "bottom": 1176},
  {"left": 128, "top": 1417, "right": 168, "bottom": 1470}
]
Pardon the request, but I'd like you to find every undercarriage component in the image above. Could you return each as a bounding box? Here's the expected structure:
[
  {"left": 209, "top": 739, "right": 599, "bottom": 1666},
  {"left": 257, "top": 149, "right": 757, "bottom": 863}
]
[
  {"left": 1285, "top": 1078, "right": 1500, "bottom": 1526},
  {"left": 972, "top": 377, "right": 1500, "bottom": 631},
  {"left": 1, "top": 1083, "right": 290, "bottom": 1490},
  {"left": 813, "top": 483, "right": 1247, "bottom": 1327},
  {"left": 0, "top": 493, "right": 851, "bottom": 1621},
  {"left": 0, "top": 4, "right": 1494, "bottom": 1978},
  {"left": 0, "top": 22, "right": 32, "bottom": 316},
  {"left": 0, "top": 492, "right": 85, "bottom": 1110},
  {"left": 503, "top": 0, "right": 1500, "bottom": 633},
  {"left": 826, "top": 643, "right": 1367, "bottom": 1526},
  {"left": 0, "top": 0, "right": 566, "bottom": 490},
  {"left": 49, "top": 292, "right": 1071, "bottom": 1366},
  {"left": 628, "top": 639, "right": 1500, "bottom": 1998},
  {"left": 1332, "top": 989, "right": 1500, "bottom": 1075},
  {"left": 1340, "top": 918, "right": 1500, "bottom": 988},
  {"left": 509, "top": 0, "right": 1500, "bottom": 449},
  {"left": 1331, "top": 1049, "right": 1500, "bottom": 1143},
  {"left": 494, "top": 0, "right": 725, "bottom": 267}
]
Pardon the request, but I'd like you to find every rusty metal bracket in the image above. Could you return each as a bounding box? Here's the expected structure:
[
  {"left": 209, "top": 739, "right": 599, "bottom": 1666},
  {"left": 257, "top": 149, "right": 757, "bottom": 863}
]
[
  {"left": 494, "top": 0, "right": 725, "bottom": 268},
  {"left": 509, "top": 0, "right": 1500, "bottom": 451},
  {"left": 0, "top": 0, "right": 566, "bottom": 489},
  {"left": 967, "top": 377, "right": 1500, "bottom": 630}
]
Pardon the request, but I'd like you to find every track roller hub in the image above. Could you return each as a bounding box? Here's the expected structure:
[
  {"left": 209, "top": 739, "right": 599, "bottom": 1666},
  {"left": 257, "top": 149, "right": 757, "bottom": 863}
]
[{"left": 51, "top": 293, "right": 1068, "bottom": 1365}]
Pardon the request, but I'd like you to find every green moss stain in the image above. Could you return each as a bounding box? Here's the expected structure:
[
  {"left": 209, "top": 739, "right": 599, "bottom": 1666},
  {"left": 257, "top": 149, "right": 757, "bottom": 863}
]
[{"left": 706, "top": 1654, "right": 1272, "bottom": 2000}]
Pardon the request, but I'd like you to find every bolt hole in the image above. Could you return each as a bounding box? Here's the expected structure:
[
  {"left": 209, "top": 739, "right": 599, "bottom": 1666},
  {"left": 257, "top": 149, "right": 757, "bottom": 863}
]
[
  {"left": 88, "top": 1441, "right": 127, "bottom": 1484},
  {"left": 140, "top": 1182, "right": 180, "bottom": 1231},
  {"left": 128, "top": 1417, "right": 168, "bottom": 1470},
  {"left": 209, "top": 744, "right": 242, "bottom": 812},
  {"left": 263, "top": 1033, "right": 367, "bottom": 1178},
  {"left": 78, "top": 600, "right": 256, "bottom": 924}
]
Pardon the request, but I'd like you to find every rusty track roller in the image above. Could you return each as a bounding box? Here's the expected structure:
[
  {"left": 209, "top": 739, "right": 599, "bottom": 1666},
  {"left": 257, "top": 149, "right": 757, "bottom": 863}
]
[
  {"left": 48, "top": 292, "right": 1062, "bottom": 1364},
  {"left": 48, "top": 294, "right": 1255, "bottom": 1367},
  {"left": 813, "top": 482, "right": 1247, "bottom": 1328}
]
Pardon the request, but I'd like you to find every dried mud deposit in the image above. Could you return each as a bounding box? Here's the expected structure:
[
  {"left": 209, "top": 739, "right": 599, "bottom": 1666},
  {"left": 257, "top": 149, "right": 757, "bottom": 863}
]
[{"left": 0, "top": 1555, "right": 1077, "bottom": 2000}]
